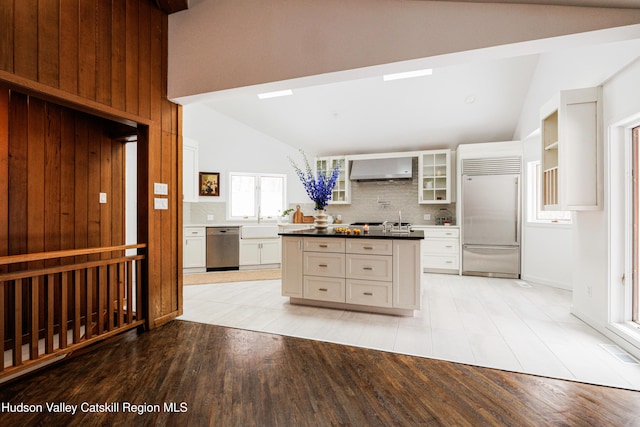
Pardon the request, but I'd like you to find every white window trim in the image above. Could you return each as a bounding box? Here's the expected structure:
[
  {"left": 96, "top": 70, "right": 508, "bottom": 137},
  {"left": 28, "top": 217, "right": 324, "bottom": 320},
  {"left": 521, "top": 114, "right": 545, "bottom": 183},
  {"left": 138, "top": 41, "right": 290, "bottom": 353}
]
[
  {"left": 227, "top": 172, "right": 287, "bottom": 222},
  {"left": 526, "top": 161, "right": 572, "bottom": 225},
  {"left": 607, "top": 113, "right": 640, "bottom": 357}
]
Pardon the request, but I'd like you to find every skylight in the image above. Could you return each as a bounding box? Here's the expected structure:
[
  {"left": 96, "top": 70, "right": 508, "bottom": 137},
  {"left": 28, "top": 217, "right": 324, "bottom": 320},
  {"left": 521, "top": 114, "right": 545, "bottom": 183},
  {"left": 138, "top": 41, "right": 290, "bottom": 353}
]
[{"left": 383, "top": 69, "right": 433, "bottom": 81}]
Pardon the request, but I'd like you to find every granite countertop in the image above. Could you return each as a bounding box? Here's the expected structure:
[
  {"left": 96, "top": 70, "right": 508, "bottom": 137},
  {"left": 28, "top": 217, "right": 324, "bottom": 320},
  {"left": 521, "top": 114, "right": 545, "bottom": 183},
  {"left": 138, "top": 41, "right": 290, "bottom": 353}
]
[{"left": 278, "top": 228, "right": 424, "bottom": 240}]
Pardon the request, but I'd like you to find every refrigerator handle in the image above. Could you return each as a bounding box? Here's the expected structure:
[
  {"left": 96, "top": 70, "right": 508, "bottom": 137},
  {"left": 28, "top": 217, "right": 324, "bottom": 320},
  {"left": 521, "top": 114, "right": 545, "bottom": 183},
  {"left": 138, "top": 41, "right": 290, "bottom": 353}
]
[{"left": 515, "top": 176, "right": 520, "bottom": 244}]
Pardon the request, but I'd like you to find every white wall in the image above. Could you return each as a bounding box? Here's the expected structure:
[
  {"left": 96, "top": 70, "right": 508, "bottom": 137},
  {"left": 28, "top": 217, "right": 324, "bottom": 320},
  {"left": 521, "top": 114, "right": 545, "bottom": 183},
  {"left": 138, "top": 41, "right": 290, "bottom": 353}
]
[
  {"left": 572, "top": 58, "right": 640, "bottom": 330},
  {"left": 514, "top": 37, "right": 640, "bottom": 140},
  {"left": 125, "top": 142, "right": 138, "bottom": 254},
  {"left": 521, "top": 132, "right": 573, "bottom": 290},
  {"left": 182, "top": 103, "right": 311, "bottom": 205},
  {"left": 512, "top": 35, "right": 640, "bottom": 337}
]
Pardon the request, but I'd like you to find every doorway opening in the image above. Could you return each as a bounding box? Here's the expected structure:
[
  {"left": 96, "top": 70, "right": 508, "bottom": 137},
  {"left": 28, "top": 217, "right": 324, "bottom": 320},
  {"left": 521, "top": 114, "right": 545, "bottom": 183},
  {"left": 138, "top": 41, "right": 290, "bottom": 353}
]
[{"left": 633, "top": 126, "right": 639, "bottom": 324}]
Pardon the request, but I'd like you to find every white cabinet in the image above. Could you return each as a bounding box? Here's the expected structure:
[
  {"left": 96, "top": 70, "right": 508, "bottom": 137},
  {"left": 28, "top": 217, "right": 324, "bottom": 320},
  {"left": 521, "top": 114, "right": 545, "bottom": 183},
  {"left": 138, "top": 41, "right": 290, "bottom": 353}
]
[
  {"left": 183, "top": 138, "right": 199, "bottom": 203},
  {"left": 281, "top": 236, "right": 303, "bottom": 297},
  {"left": 282, "top": 236, "right": 421, "bottom": 314},
  {"left": 412, "top": 226, "right": 460, "bottom": 274},
  {"left": 540, "top": 86, "right": 602, "bottom": 211},
  {"left": 392, "top": 240, "right": 422, "bottom": 310},
  {"left": 316, "top": 156, "right": 350, "bottom": 204},
  {"left": 418, "top": 149, "right": 453, "bottom": 204},
  {"left": 183, "top": 227, "right": 206, "bottom": 272},
  {"left": 240, "top": 238, "right": 281, "bottom": 267}
]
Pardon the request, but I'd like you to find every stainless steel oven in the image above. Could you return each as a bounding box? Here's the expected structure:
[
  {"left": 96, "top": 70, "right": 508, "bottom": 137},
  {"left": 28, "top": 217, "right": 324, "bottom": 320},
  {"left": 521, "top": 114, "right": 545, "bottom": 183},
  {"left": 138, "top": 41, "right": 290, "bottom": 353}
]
[{"left": 206, "top": 227, "right": 240, "bottom": 271}]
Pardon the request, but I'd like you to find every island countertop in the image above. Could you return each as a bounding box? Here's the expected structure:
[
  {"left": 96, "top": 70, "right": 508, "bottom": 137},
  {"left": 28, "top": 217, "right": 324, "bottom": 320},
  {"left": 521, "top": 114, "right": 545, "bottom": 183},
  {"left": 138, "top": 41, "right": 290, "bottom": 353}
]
[{"left": 278, "top": 228, "right": 424, "bottom": 240}]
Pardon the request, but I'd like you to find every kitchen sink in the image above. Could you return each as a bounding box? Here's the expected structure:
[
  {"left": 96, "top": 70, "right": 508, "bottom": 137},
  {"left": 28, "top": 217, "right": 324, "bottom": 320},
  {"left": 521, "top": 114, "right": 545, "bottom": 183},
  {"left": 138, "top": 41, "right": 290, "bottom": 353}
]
[{"left": 241, "top": 224, "right": 279, "bottom": 239}]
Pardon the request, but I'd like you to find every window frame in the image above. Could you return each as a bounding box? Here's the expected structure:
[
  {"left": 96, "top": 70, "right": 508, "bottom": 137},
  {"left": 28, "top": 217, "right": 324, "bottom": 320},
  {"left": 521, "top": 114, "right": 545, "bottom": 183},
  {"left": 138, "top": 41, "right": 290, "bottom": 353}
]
[
  {"left": 526, "top": 161, "right": 572, "bottom": 224},
  {"left": 227, "top": 172, "right": 287, "bottom": 222}
]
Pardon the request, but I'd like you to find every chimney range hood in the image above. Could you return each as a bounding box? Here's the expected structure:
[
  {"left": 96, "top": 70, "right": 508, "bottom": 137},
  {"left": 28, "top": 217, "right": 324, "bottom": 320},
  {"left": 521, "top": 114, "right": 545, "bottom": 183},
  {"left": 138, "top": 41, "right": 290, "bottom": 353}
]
[{"left": 349, "top": 157, "right": 413, "bottom": 181}]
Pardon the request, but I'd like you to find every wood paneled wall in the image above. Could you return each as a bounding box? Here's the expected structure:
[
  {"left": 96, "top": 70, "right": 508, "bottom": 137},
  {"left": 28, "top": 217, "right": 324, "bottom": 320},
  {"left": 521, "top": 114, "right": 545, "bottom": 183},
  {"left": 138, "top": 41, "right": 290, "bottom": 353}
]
[
  {"left": 3, "top": 91, "right": 126, "bottom": 262},
  {"left": 0, "top": 0, "right": 182, "bottom": 329}
]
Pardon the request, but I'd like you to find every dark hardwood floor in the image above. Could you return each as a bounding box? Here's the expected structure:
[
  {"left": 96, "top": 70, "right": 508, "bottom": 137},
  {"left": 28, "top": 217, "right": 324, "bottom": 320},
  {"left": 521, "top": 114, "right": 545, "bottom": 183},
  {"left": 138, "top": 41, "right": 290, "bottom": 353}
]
[{"left": 1, "top": 320, "right": 639, "bottom": 426}]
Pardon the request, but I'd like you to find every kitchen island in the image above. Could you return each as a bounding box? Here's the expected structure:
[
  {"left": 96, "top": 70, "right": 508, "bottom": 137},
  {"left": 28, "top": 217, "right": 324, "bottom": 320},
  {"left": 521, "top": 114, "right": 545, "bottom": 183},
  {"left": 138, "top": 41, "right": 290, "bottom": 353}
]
[{"left": 279, "top": 228, "right": 424, "bottom": 316}]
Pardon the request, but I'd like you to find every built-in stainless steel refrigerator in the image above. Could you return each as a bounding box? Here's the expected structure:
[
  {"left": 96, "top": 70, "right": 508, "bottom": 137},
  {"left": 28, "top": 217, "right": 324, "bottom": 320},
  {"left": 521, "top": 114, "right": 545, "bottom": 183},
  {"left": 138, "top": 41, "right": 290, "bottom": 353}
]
[{"left": 461, "top": 158, "right": 521, "bottom": 278}]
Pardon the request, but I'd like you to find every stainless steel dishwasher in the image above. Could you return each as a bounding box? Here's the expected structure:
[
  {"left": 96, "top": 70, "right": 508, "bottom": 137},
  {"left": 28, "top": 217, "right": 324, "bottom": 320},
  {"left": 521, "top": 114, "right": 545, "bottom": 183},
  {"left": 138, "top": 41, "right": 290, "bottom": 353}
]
[{"left": 206, "top": 227, "right": 240, "bottom": 271}]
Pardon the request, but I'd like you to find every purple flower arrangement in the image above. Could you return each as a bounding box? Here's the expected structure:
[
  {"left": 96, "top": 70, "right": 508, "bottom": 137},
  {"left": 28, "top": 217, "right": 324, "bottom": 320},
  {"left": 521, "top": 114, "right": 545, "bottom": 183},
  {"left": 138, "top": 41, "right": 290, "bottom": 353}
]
[{"left": 289, "top": 151, "right": 340, "bottom": 210}]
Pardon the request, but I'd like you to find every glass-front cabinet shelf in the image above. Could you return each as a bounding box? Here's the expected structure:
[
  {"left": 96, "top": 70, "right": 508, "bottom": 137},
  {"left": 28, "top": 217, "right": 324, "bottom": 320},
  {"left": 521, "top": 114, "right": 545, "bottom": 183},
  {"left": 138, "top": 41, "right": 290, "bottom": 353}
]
[
  {"left": 418, "top": 149, "right": 451, "bottom": 204},
  {"left": 316, "top": 156, "right": 350, "bottom": 204}
]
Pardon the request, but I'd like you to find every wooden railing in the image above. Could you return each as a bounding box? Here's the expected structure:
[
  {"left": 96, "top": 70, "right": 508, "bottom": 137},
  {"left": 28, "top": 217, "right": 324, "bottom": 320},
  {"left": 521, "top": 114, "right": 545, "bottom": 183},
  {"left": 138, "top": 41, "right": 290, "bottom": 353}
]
[{"left": 0, "top": 244, "right": 146, "bottom": 380}]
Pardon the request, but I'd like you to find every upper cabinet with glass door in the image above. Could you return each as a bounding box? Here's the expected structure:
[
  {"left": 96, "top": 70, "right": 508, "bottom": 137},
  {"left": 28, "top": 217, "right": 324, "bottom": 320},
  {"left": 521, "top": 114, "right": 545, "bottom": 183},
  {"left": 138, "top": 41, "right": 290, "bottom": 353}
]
[
  {"left": 316, "top": 156, "right": 351, "bottom": 204},
  {"left": 418, "top": 149, "right": 452, "bottom": 204}
]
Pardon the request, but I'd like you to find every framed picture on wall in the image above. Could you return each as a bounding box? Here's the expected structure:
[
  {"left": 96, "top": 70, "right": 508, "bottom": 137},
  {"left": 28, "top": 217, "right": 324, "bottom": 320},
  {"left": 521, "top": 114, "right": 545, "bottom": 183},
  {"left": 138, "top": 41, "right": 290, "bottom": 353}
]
[{"left": 199, "top": 172, "right": 220, "bottom": 196}]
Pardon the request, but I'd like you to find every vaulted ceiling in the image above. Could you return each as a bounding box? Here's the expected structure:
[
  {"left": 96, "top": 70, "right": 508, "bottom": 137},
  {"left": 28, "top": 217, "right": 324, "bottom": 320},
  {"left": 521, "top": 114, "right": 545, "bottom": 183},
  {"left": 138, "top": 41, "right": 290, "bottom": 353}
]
[{"left": 178, "top": 1, "right": 640, "bottom": 156}]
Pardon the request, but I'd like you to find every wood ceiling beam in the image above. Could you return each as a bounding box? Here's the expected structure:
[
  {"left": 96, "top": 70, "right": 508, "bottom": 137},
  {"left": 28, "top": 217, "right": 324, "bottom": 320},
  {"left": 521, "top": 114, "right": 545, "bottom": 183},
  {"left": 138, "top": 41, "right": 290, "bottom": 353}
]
[{"left": 154, "top": 0, "right": 189, "bottom": 15}]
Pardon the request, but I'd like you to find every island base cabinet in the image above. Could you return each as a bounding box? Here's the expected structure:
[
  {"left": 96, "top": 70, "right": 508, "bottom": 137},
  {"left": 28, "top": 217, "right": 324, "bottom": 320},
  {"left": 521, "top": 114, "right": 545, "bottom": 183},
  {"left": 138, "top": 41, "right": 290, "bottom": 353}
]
[
  {"left": 393, "top": 240, "right": 422, "bottom": 310},
  {"left": 282, "top": 235, "right": 422, "bottom": 315},
  {"left": 281, "top": 237, "right": 303, "bottom": 297}
]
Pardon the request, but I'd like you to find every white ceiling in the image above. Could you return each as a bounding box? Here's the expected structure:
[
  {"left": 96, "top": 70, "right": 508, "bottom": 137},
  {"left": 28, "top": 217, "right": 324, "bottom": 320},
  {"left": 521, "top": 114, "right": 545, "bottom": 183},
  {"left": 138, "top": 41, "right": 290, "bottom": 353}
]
[{"left": 202, "top": 55, "right": 540, "bottom": 156}]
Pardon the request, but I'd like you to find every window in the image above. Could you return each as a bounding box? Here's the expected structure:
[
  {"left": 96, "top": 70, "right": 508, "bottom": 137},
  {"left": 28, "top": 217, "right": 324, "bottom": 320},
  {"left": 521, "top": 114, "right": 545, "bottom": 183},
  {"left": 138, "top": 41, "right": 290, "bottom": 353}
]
[
  {"left": 228, "top": 173, "right": 286, "bottom": 220},
  {"left": 527, "top": 161, "right": 571, "bottom": 223}
]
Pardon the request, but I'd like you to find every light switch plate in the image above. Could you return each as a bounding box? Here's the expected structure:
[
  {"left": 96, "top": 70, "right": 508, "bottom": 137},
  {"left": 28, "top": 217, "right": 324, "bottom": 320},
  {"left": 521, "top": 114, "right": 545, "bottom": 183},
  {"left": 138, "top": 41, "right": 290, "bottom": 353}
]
[
  {"left": 99, "top": 193, "right": 107, "bottom": 204},
  {"left": 154, "top": 198, "right": 168, "bottom": 210},
  {"left": 423, "top": 214, "right": 431, "bottom": 220},
  {"left": 154, "top": 182, "right": 168, "bottom": 195},
  {"left": 207, "top": 214, "right": 214, "bottom": 221}
]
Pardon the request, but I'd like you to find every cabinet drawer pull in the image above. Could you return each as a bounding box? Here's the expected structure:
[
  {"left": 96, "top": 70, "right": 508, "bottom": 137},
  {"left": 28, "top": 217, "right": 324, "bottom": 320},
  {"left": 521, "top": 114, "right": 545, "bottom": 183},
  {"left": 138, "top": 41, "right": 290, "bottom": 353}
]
[
  {"left": 319, "top": 288, "right": 328, "bottom": 292},
  {"left": 318, "top": 264, "right": 328, "bottom": 268},
  {"left": 446, "top": 261, "right": 453, "bottom": 264},
  {"left": 363, "top": 292, "right": 373, "bottom": 296},
  {"left": 446, "top": 233, "right": 453, "bottom": 236},
  {"left": 445, "top": 245, "right": 453, "bottom": 248},
  {"left": 319, "top": 244, "right": 328, "bottom": 248},
  {"left": 363, "top": 246, "right": 373, "bottom": 250},
  {"left": 362, "top": 267, "right": 373, "bottom": 271}
]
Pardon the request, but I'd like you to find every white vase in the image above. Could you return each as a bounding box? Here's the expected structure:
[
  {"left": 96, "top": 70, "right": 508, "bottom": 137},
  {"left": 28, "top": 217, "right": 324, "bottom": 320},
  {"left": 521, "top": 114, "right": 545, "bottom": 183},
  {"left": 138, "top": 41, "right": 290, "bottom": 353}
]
[{"left": 314, "top": 209, "right": 329, "bottom": 230}]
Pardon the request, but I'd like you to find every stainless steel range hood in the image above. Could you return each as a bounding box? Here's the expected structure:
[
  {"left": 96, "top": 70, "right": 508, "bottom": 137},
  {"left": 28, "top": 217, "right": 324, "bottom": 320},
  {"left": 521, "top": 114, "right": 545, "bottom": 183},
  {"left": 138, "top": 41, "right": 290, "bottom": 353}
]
[{"left": 349, "top": 157, "right": 413, "bottom": 181}]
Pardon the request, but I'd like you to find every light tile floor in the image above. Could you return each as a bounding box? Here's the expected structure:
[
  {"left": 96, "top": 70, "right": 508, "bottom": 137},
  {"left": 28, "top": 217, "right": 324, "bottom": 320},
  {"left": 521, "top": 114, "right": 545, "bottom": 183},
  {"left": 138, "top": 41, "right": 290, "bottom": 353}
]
[{"left": 179, "top": 273, "right": 640, "bottom": 391}]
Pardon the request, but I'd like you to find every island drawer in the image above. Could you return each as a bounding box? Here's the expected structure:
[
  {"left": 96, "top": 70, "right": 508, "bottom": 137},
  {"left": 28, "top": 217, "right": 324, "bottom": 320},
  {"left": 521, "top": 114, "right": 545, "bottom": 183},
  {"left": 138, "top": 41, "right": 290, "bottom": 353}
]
[
  {"left": 346, "top": 279, "right": 392, "bottom": 308},
  {"left": 304, "top": 276, "right": 345, "bottom": 302},
  {"left": 346, "top": 239, "right": 393, "bottom": 255},
  {"left": 345, "top": 254, "right": 393, "bottom": 281},
  {"left": 304, "top": 238, "right": 345, "bottom": 253},
  {"left": 304, "top": 252, "right": 345, "bottom": 277}
]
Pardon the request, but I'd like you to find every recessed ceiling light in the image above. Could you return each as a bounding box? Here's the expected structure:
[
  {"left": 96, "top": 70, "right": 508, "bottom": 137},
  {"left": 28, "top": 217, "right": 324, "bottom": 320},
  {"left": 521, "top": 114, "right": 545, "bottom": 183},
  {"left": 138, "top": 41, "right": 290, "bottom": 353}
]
[
  {"left": 257, "top": 89, "right": 293, "bottom": 99},
  {"left": 383, "top": 69, "right": 433, "bottom": 81}
]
